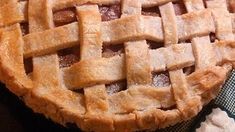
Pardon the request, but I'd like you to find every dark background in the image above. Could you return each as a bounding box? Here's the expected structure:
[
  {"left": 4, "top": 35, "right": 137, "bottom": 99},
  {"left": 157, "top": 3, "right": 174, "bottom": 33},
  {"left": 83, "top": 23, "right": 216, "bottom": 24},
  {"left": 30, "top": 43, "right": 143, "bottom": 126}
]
[{"left": 0, "top": 83, "right": 81, "bottom": 132}]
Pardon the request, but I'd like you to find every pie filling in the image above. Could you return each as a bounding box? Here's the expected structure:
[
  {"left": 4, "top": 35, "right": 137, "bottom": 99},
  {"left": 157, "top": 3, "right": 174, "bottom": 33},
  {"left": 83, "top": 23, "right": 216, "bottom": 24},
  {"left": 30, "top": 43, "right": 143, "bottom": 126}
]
[
  {"left": 53, "top": 4, "right": 121, "bottom": 27},
  {"left": 209, "top": 33, "right": 216, "bottom": 43},
  {"left": 58, "top": 46, "right": 80, "bottom": 68},
  {"left": 142, "top": 6, "right": 160, "bottom": 17},
  {"left": 24, "top": 58, "right": 33, "bottom": 74},
  {"left": 20, "top": 23, "right": 29, "bottom": 36},
  {"left": 173, "top": 1, "right": 187, "bottom": 15},
  {"left": 183, "top": 66, "right": 195, "bottom": 75},
  {"left": 53, "top": 7, "right": 77, "bottom": 27},
  {"left": 105, "top": 80, "right": 127, "bottom": 95},
  {"left": 152, "top": 72, "right": 170, "bottom": 87},
  {"left": 229, "top": 0, "right": 235, "bottom": 12},
  {"left": 147, "top": 40, "right": 164, "bottom": 49},
  {"left": 99, "top": 4, "right": 121, "bottom": 21},
  {"left": 102, "top": 44, "right": 124, "bottom": 58}
]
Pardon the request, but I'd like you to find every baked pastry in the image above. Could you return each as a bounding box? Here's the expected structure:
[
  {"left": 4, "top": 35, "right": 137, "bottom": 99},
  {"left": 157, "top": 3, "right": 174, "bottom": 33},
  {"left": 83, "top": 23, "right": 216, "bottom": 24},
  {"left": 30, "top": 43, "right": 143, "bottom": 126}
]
[
  {"left": 0, "top": 0, "right": 235, "bottom": 131},
  {"left": 196, "top": 108, "right": 235, "bottom": 132}
]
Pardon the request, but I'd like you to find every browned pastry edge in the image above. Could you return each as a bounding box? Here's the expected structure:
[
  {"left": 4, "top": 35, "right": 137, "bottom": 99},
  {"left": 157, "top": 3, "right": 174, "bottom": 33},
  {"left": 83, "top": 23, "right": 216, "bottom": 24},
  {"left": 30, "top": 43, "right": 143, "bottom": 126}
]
[{"left": 0, "top": 0, "right": 235, "bottom": 131}]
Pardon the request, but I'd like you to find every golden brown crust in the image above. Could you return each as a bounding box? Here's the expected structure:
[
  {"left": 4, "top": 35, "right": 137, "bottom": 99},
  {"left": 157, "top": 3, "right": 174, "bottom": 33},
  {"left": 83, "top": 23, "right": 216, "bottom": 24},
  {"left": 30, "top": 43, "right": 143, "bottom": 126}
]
[
  {"left": 0, "top": 0, "right": 235, "bottom": 132},
  {"left": 0, "top": 24, "right": 32, "bottom": 96}
]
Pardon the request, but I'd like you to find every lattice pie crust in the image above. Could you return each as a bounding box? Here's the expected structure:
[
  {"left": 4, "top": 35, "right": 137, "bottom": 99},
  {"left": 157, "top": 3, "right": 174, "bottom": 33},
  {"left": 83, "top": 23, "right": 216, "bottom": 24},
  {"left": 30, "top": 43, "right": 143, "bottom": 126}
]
[{"left": 0, "top": 0, "right": 235, "bottom": 131}]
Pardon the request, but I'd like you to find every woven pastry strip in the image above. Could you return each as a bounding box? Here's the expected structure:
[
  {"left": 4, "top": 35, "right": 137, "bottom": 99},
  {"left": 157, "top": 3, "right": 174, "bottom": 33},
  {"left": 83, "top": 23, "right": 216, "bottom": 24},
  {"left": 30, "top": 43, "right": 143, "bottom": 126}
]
[{"left": 0, "top": 0, "right": 234, "bottom": 132}]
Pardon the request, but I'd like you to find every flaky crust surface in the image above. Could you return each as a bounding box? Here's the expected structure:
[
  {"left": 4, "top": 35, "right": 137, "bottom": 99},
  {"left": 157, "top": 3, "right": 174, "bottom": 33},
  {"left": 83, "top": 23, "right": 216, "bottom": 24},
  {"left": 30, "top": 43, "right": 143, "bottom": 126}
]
[{"left": 0, "top": 0, "right": 235, "bottom": 132}]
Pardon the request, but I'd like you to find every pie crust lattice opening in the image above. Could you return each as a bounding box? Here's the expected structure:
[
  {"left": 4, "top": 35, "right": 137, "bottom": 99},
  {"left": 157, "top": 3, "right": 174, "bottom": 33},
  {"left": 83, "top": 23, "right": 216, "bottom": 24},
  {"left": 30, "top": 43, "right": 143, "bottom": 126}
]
[
  {"left": 142, "top": 6, "right": 161, "bottom": 17},
  {"left": 152, "top": 71, "right": 171, "bottom": 87},
  {"left": 172, "top": 0, "right": 187, "bottom": 15},
  {"left": 53, "top": 7, "right": 77, "bottom": 27},
  {"left": 58, "top": 46, "right": 80, "bottom": 68},
  {"left": 23, "top": 58, "right": 33, "bottom": 74}
]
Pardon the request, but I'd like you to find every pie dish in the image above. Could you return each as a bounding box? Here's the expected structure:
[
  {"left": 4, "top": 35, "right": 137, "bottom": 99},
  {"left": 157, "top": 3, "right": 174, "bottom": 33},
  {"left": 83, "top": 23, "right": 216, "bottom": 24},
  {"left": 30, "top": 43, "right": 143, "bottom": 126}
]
[{"left": 0, "top": 0, "right": 235, "bottom": 131}]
